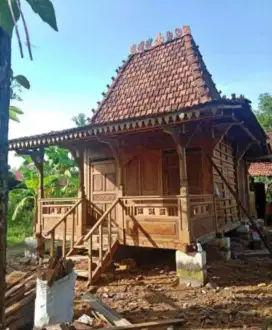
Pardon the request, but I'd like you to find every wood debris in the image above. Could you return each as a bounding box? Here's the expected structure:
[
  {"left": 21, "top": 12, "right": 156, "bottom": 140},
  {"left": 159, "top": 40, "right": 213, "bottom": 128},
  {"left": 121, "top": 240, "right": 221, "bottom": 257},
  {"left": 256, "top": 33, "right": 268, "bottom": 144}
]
[
  {"left": 5, "top": 271, "right": 36, "bottom": 330},
  {"left": 37, "top": 255, "right": 75, "bottom": 286}
]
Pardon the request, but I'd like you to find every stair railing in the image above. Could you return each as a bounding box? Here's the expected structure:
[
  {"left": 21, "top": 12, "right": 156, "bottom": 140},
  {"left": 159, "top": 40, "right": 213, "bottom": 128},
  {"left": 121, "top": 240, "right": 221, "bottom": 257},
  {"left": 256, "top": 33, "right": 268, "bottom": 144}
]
[
  {"left": 83, "top": 198, "right": 120, "bottom": 285},
  {"left": 45, "top": 198, "right": 84, "bottom": 257}
]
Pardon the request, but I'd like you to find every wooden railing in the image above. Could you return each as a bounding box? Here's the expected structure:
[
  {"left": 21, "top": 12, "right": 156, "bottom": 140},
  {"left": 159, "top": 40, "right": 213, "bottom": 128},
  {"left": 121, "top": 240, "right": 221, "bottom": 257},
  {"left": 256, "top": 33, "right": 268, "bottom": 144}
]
[
  {"left": 44, "top": 198, "right": 84, "bottom": 257},
  {"left": 38, "top": 198, "right": 81, "bottom": 234},
  {"left": 188, "top": 194, "right": 216, "bottom": 240},
  {"left": 121, "top": 196, "right": 179, "bottom": 218},
  {"left": 83, "top": 198, "right": 120, "bottom": 285}
]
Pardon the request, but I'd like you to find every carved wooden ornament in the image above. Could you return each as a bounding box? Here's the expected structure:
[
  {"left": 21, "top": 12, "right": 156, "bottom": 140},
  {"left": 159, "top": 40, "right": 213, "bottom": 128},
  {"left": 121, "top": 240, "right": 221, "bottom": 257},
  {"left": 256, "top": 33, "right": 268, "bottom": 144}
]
[
  {"left": 154, "top": 32, "right": 164, "bottom": 46},
  {"left": 138, "top": 41, "right": 145, "bottom": 52},
  {"left": 145, "top": 38, "right": 153, "bottom": 49},
  {"left": 166, "top": 31, "right": 173, "bottom": 42},
  {"left": 130, "top": 44, "right": 137, "bottom": 54}
]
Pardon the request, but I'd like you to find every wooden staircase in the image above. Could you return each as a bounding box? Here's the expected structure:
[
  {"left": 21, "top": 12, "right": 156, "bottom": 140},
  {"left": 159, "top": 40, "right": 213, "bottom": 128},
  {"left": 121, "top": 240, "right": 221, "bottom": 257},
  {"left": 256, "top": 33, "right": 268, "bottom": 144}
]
[{"left": 43, "top": 197, "right": 122, "bottom": 285}]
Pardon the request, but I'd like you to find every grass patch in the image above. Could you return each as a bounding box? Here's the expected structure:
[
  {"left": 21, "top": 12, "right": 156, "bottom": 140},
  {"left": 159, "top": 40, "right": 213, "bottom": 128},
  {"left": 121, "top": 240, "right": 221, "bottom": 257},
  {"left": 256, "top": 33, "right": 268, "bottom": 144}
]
[
  {"left": 7, "top": 209, "right": 33, "bottom": 245},
  {"left": 7, "top": 224, "right": 33, "bottom": 245}
]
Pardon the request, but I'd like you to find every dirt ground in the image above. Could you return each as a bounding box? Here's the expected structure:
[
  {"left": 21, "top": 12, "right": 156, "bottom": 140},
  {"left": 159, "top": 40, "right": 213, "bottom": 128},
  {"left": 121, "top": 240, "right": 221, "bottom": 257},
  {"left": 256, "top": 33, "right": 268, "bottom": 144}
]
[
  {"left": 73, "top": 251, "right": 272, "bottom": 330},
  {"left": 6, "top": 239, "right": 272, "bottom": 330}
]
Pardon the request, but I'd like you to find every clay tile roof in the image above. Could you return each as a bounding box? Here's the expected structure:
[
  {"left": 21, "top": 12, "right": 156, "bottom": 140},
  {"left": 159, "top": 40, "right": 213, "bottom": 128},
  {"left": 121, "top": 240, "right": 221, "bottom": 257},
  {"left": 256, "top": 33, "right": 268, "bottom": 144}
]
[
  {"left": 248, "top": 163, "right": 272, "bottom": 177},
  {"left": 249, "top": 130, "right": 272, "bottom": 176},
  {"left": 92, "top": 26, "right": 220, "bottom": 124}
]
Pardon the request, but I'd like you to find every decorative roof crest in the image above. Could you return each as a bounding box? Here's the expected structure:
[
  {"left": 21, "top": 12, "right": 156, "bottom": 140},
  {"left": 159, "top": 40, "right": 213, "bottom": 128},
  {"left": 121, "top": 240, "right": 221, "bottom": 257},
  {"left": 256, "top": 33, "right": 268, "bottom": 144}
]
[
  {"left": 129, "top": 25, "right": 192, "bottom": 54},
  {"left": 154, "top": 32, "right": 164, "bottom": 46}
]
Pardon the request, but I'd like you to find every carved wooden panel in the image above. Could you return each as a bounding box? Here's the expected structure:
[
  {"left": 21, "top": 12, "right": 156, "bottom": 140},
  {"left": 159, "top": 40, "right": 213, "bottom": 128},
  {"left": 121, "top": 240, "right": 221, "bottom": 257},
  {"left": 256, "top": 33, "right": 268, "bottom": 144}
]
[
  {"left": 90, "top": 159, "right": 117, "bottom": 223},
  {"left": 92, "top": 194, "right": 116, "bottom": 202},
  {"left": 126, "top": 219, "right": 177, "bottom": 237}
]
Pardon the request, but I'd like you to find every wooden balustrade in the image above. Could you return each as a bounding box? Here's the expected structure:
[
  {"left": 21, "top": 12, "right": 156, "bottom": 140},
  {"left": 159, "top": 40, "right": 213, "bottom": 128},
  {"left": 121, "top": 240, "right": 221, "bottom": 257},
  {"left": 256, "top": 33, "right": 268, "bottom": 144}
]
[
  {"left": 84, "top": 198, "right": 120, "bottom": 285},
  {"left": 44, "top": 198, "right": 84, "bottom": 258},
  {"left": 121, "top": 196, "right": 179, "bottom": 218},
  {"left": 188, "top": 194, "right": 216, "bottom": 240}
]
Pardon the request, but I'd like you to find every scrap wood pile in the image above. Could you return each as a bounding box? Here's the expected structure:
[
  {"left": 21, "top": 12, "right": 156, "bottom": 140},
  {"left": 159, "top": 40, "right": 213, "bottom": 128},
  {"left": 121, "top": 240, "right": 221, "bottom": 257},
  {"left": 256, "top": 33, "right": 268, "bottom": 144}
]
[
  {"left": 37, "top": 255, "right": 75, "bottom": 285},
  {"left": 5, "top": 254, "right": 75, "bottom": 330},
  {"left": 5, "top": 271, "right": 36, "bottom": 330}
]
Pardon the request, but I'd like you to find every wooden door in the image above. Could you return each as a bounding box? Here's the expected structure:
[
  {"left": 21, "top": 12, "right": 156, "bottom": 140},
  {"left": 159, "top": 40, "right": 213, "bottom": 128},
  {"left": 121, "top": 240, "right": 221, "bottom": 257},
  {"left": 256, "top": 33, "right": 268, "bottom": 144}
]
[
  {"left": 89, "top": 159, "right": 117, "bottom": 224},
  {"left": 124, "top": 149, "right": 162, "bottom": 196},
  {"left": 163, "top": 151, "right": 180, "bottom": 195},
  {"left": 140, "top": 150, "right": 162, "bottom": 196}
]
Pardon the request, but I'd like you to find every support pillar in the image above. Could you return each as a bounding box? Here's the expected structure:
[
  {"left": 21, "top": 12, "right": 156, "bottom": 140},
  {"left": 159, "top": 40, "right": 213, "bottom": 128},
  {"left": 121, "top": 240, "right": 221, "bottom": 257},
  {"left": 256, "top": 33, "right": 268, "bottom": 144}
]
[
  {"left": 70, "top": 148, "right": 86, "bottom": 237},
  {"left": 163, "top": 126, "right": 191, "bottom": 245}
]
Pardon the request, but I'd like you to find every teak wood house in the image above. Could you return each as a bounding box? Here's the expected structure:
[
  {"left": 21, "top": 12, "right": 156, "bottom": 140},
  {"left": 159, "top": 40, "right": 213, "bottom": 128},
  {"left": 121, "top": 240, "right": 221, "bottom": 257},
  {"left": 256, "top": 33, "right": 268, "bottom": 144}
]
[{"left": 9, "top": 26, "right": 270, "bottom": 283}]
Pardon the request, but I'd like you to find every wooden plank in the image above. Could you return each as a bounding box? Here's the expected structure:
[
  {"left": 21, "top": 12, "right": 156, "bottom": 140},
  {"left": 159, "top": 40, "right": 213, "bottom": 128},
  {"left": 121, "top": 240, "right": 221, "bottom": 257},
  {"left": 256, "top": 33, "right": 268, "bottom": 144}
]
[
  {"left": 97, "top": 318, "right": 185, "bottom": 330},
  {"left": 80, "top": 292, "right": 131, "bottom": 326}
]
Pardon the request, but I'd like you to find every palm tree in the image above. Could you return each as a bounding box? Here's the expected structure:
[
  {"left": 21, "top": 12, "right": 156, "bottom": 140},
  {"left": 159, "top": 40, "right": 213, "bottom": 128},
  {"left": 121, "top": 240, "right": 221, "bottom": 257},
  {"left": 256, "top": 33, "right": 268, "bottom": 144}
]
[{"left": 0, "top": 1, "right": 58, "bottom": 325}]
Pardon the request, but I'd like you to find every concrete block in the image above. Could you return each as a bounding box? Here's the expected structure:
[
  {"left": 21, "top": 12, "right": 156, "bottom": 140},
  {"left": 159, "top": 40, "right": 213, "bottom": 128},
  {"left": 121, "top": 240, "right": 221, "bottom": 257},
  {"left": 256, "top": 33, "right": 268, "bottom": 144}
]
[{"left": 176, "top": 250, "right": 207, "bottom": 287}]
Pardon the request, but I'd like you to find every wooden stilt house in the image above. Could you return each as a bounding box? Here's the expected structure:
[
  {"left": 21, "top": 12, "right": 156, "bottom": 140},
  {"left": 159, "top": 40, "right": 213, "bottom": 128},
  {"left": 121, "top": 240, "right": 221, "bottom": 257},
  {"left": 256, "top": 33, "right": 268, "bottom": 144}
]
[{"left": 9, "top": 26, "right": 270, "bottom": 283}]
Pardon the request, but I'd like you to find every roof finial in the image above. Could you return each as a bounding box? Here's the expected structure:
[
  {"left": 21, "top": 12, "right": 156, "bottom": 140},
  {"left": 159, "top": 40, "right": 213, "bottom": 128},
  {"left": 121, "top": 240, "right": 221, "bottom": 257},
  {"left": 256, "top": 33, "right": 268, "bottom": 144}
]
[
  {"left": 138, "top": 41, "right": 145, "bottom": 52},
  {"left": 145, "top": 38, "right": 153, "bottom": 49},
  {"left": 181, "top": 25, "right": 191, "bottom": 36},
  {"left": 166, "top": 31, "right": 173, "bottom": 42},
  {"left": 175, "top": 28, "right": 182, "bottom": 38},
  {"left": 154, "top": 32, "right": 164, "bottom": 46},
  {"left": 130, "top": 44, "right": 137, "bottom": 55}
]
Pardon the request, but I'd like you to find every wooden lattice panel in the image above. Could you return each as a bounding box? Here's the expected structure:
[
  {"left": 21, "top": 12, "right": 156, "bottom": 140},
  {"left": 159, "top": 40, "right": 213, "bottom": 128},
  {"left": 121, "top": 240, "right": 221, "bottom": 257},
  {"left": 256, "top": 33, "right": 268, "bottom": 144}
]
[{"left": 213, "top": 140, "right": 239, "bottom": 227}]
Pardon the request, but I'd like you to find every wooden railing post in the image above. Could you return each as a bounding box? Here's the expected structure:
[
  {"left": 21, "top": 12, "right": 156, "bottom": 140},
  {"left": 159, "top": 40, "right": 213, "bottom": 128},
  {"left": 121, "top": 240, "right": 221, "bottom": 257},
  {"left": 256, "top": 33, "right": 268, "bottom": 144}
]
[
  {"left": 50, "top": 231, "right": 55, "bottom": 257},
  {"left": 88, "top": 237, "right": 93, "bottom": 285},
  {"left": 71, "top": 210, "right": 75, "bottom": 250},
  {"left": 99, "top": 224, "right": 103, "bottom": 266},
  {"left": 63, "top": 217, "right": 67, "bottom": 257}
]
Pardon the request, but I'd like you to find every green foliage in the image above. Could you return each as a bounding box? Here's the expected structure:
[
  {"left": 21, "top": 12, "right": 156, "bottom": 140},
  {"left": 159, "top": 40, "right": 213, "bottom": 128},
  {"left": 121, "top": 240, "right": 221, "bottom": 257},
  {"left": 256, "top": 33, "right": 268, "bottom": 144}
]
[
  {"left": 9, "top": 105, "right": 24, "bottom": 122},
  {"left": 0, "top": 0, "right": 58, "bottom": 34},
  {"left": 9, "top": 147, "right": 79, "bottom": 224},
  {"left": 254, "top": 176, "right": 272, "bottom": 202},
  {"left": 13, "top": 75, "right": 30, "bottom": 89},
  {"left": 71, "top": 113, "right": 88, "bottom": 127},
  {"left": 0, "top": 0, "right": 20, "bottom": 35},
  {"left": 25, "top": 0, "right": 58, "bottom": 31},
  {"left": 9, "top": 73, "right": 30, "bottom": 123},
  {"left": 254, "top": 93, "right": 272, "bottom": 131}
]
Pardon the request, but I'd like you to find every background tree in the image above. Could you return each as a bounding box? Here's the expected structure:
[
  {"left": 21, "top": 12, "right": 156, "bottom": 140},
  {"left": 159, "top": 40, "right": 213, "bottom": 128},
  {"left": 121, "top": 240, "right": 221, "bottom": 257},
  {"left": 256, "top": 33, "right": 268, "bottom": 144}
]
[
  {"left": 254, "top": 93, "right": 272, "bottom": 131},
  {"left": 9, "top": 73, "right": 30, "bottom": 122},
  {"left": 72, "top": 112, "right": 88, "bottom": 127},
  {"left": 0, "top": 1, "right": 58, "bottom": 326}
]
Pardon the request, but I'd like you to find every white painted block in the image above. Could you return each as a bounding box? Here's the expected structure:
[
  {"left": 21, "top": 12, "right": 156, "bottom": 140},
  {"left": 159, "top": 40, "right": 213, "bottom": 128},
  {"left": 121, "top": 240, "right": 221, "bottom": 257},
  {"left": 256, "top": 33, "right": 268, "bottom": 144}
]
[{"left": 176, "top": 250, "right": 206, "bottom": 271}]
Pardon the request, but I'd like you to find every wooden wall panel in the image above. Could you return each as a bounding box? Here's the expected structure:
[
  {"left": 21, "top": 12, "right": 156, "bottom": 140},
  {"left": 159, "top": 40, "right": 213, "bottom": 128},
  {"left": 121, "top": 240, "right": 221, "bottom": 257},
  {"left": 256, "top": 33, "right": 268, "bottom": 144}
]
[
  {"left": 213, "top": 139, "right": 239, "bottom": 227},
  {"left": 124, "top": 148, "right": 162, "bottom": 196}
]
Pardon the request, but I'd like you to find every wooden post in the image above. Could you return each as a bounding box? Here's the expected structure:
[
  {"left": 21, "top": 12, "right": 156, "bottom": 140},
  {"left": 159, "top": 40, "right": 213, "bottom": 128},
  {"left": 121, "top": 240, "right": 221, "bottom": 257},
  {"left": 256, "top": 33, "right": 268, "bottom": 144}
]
[
  {"left": 70, "top": 148, "right": 86, "bottom": 238},
  {"left": 163, "top": 127, "right": 191, "bottom": 245},
  {"left": 96, "top": 137, "right": 124, "bottom": 242}
]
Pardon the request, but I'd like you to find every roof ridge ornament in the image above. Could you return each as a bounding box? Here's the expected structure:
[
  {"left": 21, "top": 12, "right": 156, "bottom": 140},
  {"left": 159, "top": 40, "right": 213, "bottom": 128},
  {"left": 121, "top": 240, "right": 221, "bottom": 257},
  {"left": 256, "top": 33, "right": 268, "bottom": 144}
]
[
  {"left": 154, "top": 32, "right": 164, "bottom": 46},
  {"left": 129, "top": 25, "right": 192, "bottom": 55}
]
